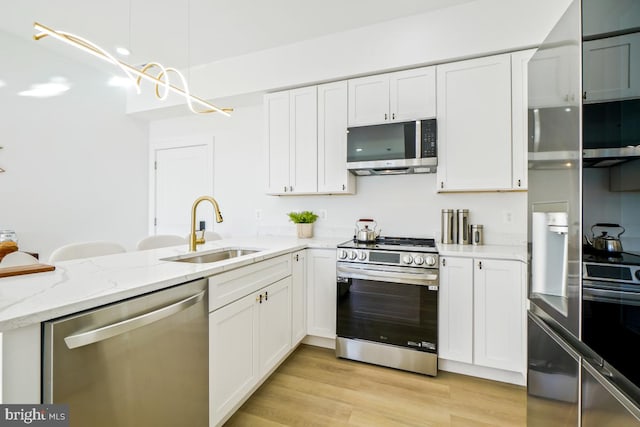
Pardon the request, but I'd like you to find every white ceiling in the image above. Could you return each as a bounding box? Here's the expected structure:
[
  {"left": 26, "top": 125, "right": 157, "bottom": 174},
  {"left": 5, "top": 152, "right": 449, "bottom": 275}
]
[{"left": 2, "top": 0, "right": 476, "bottom": 68}]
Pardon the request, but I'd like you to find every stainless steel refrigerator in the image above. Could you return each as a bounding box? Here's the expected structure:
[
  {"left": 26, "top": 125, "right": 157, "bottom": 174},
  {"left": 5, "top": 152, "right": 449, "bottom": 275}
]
[{"left": 527, "top": 0, "right": 640, "bottom": 425}]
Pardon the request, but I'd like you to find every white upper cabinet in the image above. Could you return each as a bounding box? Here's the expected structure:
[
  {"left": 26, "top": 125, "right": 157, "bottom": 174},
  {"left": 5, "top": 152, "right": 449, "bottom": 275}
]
[
  {"left": 265, "top": 87, "right": 318, "bottom": 195},
  {"left": 511, "top": 49, "right": 537, "bottom": 190},
  {"left": 583, "top": 33, "right": 640, "bottom": 103},
  {"left": 317, "top": 81, "right": 356, "bottom": 194},
  {"left": 528, "top": 44, "right": 580, "bottom": 108},
  {"left": 348, "top": 66, "right": 436, "bottom": 126},
  {"left": 436, "top": 54, "right": 512, "bottom": 192}
]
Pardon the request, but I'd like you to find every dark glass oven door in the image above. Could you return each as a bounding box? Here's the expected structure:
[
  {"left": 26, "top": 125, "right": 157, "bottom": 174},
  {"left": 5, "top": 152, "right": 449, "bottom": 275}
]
[
  {"left": 583, "top": 280, "right": 640, "bottom": 388},
  {"left": 336, "top": 264, "right": 438, "bottom": 353}
]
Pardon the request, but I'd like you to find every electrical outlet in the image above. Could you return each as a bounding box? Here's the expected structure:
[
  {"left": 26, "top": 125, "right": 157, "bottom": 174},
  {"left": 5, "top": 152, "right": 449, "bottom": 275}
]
[
  {"left": 319, "top": 209, "right": 327, "bottom": 220},
  {"left": 255, "top": 209, "right": 262, "bottom": 220},
  {"left": 503, "top": 211, "right": 513, "bottom": 224}
]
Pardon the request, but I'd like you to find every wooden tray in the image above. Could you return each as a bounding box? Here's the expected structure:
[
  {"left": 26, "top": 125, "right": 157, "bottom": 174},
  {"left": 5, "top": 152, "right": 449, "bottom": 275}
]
[{"left": 0, "top": 263, "right": 56, "bottom": 278}]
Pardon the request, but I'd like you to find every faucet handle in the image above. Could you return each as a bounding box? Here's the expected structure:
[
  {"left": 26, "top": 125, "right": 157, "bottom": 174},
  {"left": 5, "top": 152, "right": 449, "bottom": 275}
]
[{"left": 196, "top": 229, "right": 206, "bottom": 245}]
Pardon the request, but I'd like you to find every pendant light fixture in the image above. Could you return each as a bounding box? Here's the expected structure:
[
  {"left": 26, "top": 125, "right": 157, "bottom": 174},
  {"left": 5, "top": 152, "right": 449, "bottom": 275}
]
[{"left": 32, "top": 22, "right": 232, "bottom": 116}]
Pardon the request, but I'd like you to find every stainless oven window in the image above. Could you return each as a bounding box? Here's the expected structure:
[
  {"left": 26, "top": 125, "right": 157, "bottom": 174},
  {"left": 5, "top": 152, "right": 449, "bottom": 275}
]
[
  {"left": 347, "top": 121, "right": 416, "bottom": 162},
  {"left": 336, "top": 276, "right": 437, "bottom": 352},
  {"left": 583, "top": 281, "right": 640, "bottom": 388}
]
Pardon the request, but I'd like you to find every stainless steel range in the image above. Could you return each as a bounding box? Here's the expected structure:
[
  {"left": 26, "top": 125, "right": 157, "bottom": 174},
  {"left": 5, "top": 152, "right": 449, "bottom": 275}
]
[{"left": 335, "top": 236, "right": 439, "bottom": 376}]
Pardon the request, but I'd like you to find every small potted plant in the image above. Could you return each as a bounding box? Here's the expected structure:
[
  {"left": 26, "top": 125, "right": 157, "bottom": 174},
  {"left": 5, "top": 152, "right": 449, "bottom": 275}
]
[{"left": 287, "top": 211, "right": 319, "bottom": 238}]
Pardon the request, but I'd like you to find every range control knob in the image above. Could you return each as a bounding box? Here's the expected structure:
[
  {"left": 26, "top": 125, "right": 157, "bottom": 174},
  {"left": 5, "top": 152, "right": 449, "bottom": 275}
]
[
  {"left": 403, "top": 255, "right": 414, "bottom": 264},
  {"left": 636, "top": 270, "right": 640, "bottom": 281},
  {"left": 414, "top": 256, "right": 424, "bottom": 265},
  {"left": 338, "top": 250, "right": 348, "bottom": 260},
  {"left": 425, "top": 255, "right": 436, "bottom": 267},
  {"left": 358, "top": 251, "right": 367, "bottom": 261},
  {"left": 348, "top": 251, "right": 358, "bottom": 260}
]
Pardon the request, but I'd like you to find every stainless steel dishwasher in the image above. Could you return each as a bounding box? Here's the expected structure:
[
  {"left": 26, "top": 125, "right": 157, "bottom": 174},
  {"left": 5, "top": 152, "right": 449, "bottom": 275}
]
[{"left": 43, "top": 278, "right": 208, "bottom": 427}]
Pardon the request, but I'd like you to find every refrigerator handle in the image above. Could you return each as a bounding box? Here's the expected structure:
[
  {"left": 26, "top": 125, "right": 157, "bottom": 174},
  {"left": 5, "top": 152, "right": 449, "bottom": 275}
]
[{"left": 64, "top": 290, "right": 206, "bottom": 349}]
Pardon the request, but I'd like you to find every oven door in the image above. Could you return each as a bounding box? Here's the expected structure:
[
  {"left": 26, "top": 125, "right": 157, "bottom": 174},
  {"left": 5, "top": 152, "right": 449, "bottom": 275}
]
[
  {"left": 336, "top": 263, "right": 438, "bottom": 353},
  {"left": 583, "top": 279, "right": 640, "bottom": 391}
]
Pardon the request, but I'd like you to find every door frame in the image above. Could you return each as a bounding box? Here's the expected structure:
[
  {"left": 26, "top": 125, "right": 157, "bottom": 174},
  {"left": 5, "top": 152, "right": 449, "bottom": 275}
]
[{"left": 148, "top": 135, "right": 215, "bottom": 235}]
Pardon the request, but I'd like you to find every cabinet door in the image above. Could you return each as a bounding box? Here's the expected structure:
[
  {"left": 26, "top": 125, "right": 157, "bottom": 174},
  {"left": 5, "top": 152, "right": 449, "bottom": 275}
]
[
  {"left": 390, "top": 66, "right": 436, "bottom": 121},
  {"left": 348, "top": 74, "right": 390, "bottom": 126},
  {"left": 528, "top": 44, "right": 579, "bottom": 108},
  {"left": 289, "top": 87, "right": 318, "bottom": 193},
  {"left": 473, "top": 259, "right": 524, "bottom": 372},
  {"left": 511, "top": 49, "right": 536, "bottom": 190},
  {"left": 583, "top": 33, "right": 640, "bottom": 103},
  {"left": 258, "top": 277, "right": 292, "bottom": 376},
  {"left": 306, "top": 249, "right": 337, "bottom": 338},
  {"left": 438, "top": 256, "right": 474, "bottom": 364},
  {"left": 318, "top": 81, "right": 355, "bottom": 194},
  {"left": 291, "top": 251, "right": 307, "bottom": 346},
  {"left": 265, "top": 92, "right": 290, "bottom": 194},
  {"left": 436, "top": 54, "right": 512, "bottom": 191},
  {"left": 209, "top": 293, "right": 259, "bottom": 426}
]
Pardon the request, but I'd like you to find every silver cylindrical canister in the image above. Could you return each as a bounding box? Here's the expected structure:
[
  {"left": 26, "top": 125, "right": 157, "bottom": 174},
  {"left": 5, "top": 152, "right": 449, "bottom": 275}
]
[
  {"left": 471, "top": 224, "right": 484, "bottom": 245},
  {"left": 457, "top": 209, "right": 470, "bottom": 244},
  {"left": 441, "top": 209, "right": 457, "bottom": 244}
]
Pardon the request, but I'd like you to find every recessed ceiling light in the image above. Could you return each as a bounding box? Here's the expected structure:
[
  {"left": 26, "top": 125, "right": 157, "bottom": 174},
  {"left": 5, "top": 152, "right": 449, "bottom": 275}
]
[
  {"left": 115, "top": 46, "right": 131, "bottom": 56},
  {"left": 355, "top": 148, "right": 363, "bottom": 152},
  {"left": 18, "top": 76, "right": 70, "bottom": 98},
  {"left": 0, "top": 80, "right": 6, "bottom": 88}
]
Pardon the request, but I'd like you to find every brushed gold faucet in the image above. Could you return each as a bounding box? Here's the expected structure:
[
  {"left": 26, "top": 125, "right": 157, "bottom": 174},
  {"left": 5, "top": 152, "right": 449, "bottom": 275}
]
[{"left": 190, "top": 196, "right": 224, "bottom": 251}]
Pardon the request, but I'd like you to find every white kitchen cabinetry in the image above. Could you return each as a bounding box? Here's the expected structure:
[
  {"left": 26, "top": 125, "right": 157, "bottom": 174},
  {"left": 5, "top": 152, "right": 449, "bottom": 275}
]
[
  {"left": 265, "top": 87, "right": 317, "bottom": 195},
  {"left": 528, "top": 44, "right": 580, "bottom": 108},
  {"left": 291, "top": 250, "right": 307, "bottom": 346},
  {"left": 583, "top": 33, "right": 640, "bottom": 103},
  {"left": 436, "top": 54, "right": 512, "bottom": 192},
  {"left": 438, "top": 257, "right": 474, "bottom": 364},
  {"left": 209, "top": 276, "right": 291, "bottom": 426},
  {"left": 306, "top": 249, "right": 337, "bottom": 339},
  {"left": 511, "top": 49, "right": 536, "bottom": 190},
  {"left": 437, "top": 51, "right": 535, "bottom": 192},
  {"left": 348, "top": 66, "right": 436, "bottom": 126},
  {"left": 317, "top": 81, "right": 356, "bottom": 194},
  {"left": 439, "top": 256, "right": 525, "bottom": 378}
]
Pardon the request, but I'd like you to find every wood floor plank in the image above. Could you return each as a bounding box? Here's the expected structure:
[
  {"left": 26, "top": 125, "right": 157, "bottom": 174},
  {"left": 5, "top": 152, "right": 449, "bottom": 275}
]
[{"left": 224, "top": 345, "right": 527, "bottom": 426}]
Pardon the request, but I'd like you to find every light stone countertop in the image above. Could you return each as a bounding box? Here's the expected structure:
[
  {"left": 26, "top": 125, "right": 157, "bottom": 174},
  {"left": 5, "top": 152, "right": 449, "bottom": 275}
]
[
  {"left": 437, "top": 243, "right": 527, "bottom": 263},
  {"left": 0, "top": 236, "right": 342, "bottom": 333}
]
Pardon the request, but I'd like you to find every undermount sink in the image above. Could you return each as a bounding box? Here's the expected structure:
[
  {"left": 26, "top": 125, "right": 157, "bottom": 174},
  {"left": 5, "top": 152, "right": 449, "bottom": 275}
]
[{"left": 163, "top": 248, "right": 262, "bottom": 264}]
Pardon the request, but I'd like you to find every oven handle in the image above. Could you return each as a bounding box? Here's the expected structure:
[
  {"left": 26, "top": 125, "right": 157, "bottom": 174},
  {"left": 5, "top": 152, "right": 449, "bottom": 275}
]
[
  {"left": 337, "top": 264, "right": 438, "bottom": 288},
  {"left": 583, "top": 285, "right": 640, "bottom": 307}
]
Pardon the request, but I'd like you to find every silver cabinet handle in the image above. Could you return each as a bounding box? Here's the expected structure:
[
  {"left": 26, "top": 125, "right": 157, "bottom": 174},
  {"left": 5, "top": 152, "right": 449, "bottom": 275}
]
[
  {"left": 517, "top": 179, "right": 521, "bottom": 187},
  {"left": 283, "top": 186, "right": 287, "bottom": 192},
  {"left": 442, "top": 258, "right": 446, "bottom": 267},
  {"left": 64, "top": 290, "right": 205, "bottom": 349},
  {"left": 478, "top": 261, "right": 483, "bottom": 270},
  {"left": 392, "top": 113, "right": 395, "bottom": 120},
  {"left": 384, "top": 113, "right": 388, "bottom": 120},
  {"left": 342, "top": 184, "right": 346, "bottom": 191},
  {"left": 289, "top": 186, "right": 293, "bottom": 192}
]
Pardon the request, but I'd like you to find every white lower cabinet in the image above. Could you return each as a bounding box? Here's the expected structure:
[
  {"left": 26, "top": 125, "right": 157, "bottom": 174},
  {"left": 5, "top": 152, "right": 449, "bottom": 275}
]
[
  {"left": 209, "top": 259, "right": 293, "bottom": 426},
  {"left": 306, "top": 249, "right": 337, "bottom": 339},
  {"left": 291, "top": 250, "right": 307, "bottom": 346},
  {"left": 439, "top": 256, "right": 525, "bottom": 378}
]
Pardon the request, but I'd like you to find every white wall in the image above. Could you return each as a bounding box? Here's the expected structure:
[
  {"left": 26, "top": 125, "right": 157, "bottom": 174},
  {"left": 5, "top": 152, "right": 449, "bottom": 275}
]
[
  {"left": 128, "top": 0, "right": 572, "bottom": 115},
  {"left": 0, "top": 30, "right": 149, "bottom": 261},
  {"left": 150, "top": 104, "right": 527, "bottom": 245}
]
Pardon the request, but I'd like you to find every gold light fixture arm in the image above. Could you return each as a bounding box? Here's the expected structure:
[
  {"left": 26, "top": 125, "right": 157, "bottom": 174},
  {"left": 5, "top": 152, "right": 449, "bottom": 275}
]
[{"left": 33, "top": 22, "right": 233, "bottom": 115}]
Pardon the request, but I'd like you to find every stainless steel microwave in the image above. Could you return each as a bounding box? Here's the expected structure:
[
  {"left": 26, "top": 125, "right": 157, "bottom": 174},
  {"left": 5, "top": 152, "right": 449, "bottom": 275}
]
[{"left": 346, "top": 119, "right": 437, "bottom": 175}]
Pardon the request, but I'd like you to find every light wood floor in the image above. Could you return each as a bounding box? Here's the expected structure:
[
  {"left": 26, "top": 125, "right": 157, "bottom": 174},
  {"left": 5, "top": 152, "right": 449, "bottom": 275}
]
[{"left": 224, "top": 344, "right": 526, "bottom": 426}]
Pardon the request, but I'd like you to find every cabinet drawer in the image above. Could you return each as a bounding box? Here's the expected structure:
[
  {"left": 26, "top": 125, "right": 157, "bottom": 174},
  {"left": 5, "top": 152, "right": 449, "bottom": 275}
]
[{"left": 208, "top": 254, "right": 292, "bottom": 311}]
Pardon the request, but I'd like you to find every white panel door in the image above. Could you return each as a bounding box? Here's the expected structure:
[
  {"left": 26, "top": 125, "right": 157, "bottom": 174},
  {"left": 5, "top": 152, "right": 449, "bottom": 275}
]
[
  {"left": 511, "top": 49, "right": 536, "bottom": 190},
  {"left": 438, "top": 256, "right": 473, "bottom": 364},
  {"left": 436, "top": 54, "right": 512, "bottom": 191},
  {"left": 153, "top": 141, "right": 213, "bottom": 235},
  {"left": 289, "top": 87, "right": 318, "bottom": 193},
  {"left": 583, "top": 33, "right": 640, "bottom": 102},
  {"left": 258, "top": 277, "right": 292, "bottom": 376},
  {"left": 318, "top": 81, "right": 354, "bottom": 194},
  {"left": 306, "top": 249, "right": 337, "bottom": 338},
  {"left": 209, "top": 293, "right": 259, "bottom": 426},
  {"left": 348, "top": 74, "right": 390, "bottom": 126},
  {"left": 473, "top": 259, "right": 524, "bottom": 372},
  {"left": 390, "top": 66, "right": 437, "bottom": 121},
  {"left": 265, "top": 92, "right": 291, "bottom": 194},
  {"left": 291, "top": 250, "right": 307, "bottom": 346}
]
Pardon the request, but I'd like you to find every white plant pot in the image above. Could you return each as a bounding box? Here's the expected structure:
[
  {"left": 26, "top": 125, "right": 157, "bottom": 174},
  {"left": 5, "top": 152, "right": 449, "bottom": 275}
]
[{"left": 296, "top": 223, "right": 314, "bottom": 238}]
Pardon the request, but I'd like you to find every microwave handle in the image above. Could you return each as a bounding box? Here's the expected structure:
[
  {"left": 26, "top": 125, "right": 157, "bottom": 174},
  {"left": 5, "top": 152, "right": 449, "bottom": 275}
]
[
  {"left": 533, "top": 108, "right": 541, "bottom": 152},
  {"left": 416, "top": 120, "right": 421, "bottom": 159}
]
